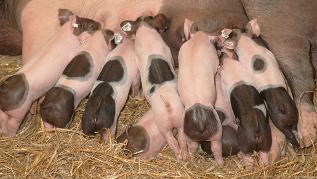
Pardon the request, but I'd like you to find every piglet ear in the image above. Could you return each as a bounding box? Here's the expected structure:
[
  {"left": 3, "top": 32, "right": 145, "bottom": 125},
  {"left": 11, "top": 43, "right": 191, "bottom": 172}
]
[
  {"left": 152, "top": 13, "right": 169, "bottom": 32},
  {"left": 183, "top": 18, "right": 197, "bottom": 40},
  {"left": 58, "top": 8, "right": 74, "bottom": 26},
  {"left": 120, "top": 20, "right": 138, "bottom": 37},
  {"left": 208, "top": 35, "right": 219, "bottom": 45},
  {"left": 246, "top": 18, "right": 261, "bottom": 38},
  {"left": 102, "top": 29, "right": 115, "bottom": 45}
]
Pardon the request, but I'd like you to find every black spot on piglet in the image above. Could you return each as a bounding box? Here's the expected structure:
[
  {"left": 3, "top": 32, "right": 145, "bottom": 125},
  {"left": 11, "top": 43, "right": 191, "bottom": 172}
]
[
  {"left": 82, "top": 82, "right": 115, "bottom": 135},
  {"left": 40, "top": 86, "right": 75, "bottom": 128},
  {"left": 216, "top": 109, "right": 226, "bottom": 124},
  {"left": 201, "top": 126, "right": 240, "bottom": 157},
  {"left": 230, "top": 84, "right": 272, "bottom": 154},
  {"left": 184, "top": 104, "right": 219, "bottom": 141},
  {"left": 253, "top": 57, "right": 265, "bottom": 71},
  {"left": 0, "top": 74, "right": 28, "bottom": 111},
  {"left": 63, "top": 52, "right": 92, "bottom": 78},
  {"left": 148, "top": 57, "right": 174, "bottom": 85},
  {"left": 58, "top": 8, "right": 74, "bottom": 26},
  {"left": 260, "top": 87, "right": 299, "bottom": 149},
  {"left": 116, "top": 125, "right": 149, "bottom": 156},
  {"left": 98, "top": 58, "right": 124, "bottom": 83}
]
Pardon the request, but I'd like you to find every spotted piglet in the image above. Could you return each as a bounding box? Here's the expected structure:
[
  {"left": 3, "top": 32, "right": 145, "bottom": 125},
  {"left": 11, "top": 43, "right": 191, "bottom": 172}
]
[
  {"left": 201, "top": 72, "right": 240, "bottom": 158},
  {"left": 123, "top": 14, "right": 187, "bottom": 160},
  {"left": 177, "top": 19, "right": 223, "bottom": 165},
  {"left": 0, "top": 12, "right": 99, "bottom": 136},
  {"left": 219, "top": 48, "right": 272, "bottom": 167},
  {"left": 116, "top": 110, "right": 167, "bottom": 160},
  {"left": 226, "top": 20, "right": 299, "bottom": 152},
  {"left": 81, "top": 38, "right": 140, "bottom": 142},
  {"left": 40, "top": 28, "right": 114, "bottom": 129}
]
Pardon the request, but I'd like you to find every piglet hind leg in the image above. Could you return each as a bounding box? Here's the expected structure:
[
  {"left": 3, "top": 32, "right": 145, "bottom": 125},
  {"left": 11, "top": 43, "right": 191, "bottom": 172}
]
[
  {"left": 0, "top": 111, "right": 14, "bottom": 137},
  {"left": 241, "top": 153, "right": 255, "bottom": 170},
  {"left": 259, "top": 152, "right": 269, "bottom": 167},
  {"left": 210, "top": 139, "right": 224, "bottom": 166},
  {"left": 164, "top": 131, "right": 181, "bottom": 158},
  {"left": 130, "top": 75, "right": 144, "bottom": 100},
  {"left": 176, "top": 127, "right": 189, "bottom": 160},
  {"left": 268, "top": 120, "right": 286, "bottom": 164}
]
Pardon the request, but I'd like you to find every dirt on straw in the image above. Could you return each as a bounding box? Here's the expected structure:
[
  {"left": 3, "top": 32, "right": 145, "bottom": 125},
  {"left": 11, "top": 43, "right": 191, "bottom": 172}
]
[{"left": 0, "top": 55, "right": 316, "bottom": 178}]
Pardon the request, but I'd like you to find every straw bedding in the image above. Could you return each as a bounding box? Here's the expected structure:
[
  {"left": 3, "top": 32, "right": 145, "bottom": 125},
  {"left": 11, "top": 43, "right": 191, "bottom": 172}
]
[{"left": 0, "top": 55, "right": 316, "bottom": 178}]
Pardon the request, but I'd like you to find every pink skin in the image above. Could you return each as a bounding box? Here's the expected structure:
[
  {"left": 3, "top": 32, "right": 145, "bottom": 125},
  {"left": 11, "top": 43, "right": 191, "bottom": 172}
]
[
  {"left": 235, "top": 33, "right": 289, "bottom": 160},
  {"left": 215, "top": 73, "right": 237, "bottom": 130},
  {"left": 14, "top": 0, "right": 317, "bottom": 149},
  {"left": 135, "top": 24, "right": 187, "bottom": 160},
  {"left": 134, "top": 110, "right": 167, "bottom": 161},
  {"left": 178, "top": 29, "right": 223, "bottom": 165},
  {"left": 21, "top": 0, "right": 163, "bottom": 64},
  {"left": 298, "top": 105, "right": 317, "bottom": 148},
  {"left": 234, "top": 19, "right": 299, "bottom": 160},
  {"left": 241, "top": 0, "right": 317, "bottom": 149},
  {"left": 234, "top": 22, "right": 287, "bottom": 92},
  {"left": 219, "top": 50, "right": 269, "bottom": 167},
  {"left": 100, "top": 38, "right": 140, "bottom": 142},
  {"left": 238, "top": 21, "right": 316, "bottom": 152},
  {"left": 269, "top": 120, "right": 286, "bottom": 163},
  {"left": 0, "top": 18, "right": 91, "bottom": 136},
  {"left": 43, "top": 30, "right": 112, "bottom": 129}
]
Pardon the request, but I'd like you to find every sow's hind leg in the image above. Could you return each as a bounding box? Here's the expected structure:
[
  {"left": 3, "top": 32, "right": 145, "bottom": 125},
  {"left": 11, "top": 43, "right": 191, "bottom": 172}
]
[{"left": 271, "top": 37, "right": 317, "bottom": 148}]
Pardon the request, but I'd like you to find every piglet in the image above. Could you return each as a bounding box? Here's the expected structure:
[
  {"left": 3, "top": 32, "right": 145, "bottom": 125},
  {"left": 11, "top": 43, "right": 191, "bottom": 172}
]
[
  {"left": 81, "top": 38, "right": 140, "bottom": 142},
  {"left": 177, "top": 19, "right": 223, "bottom": 165},
  {"left": 124, "top": 14, "right": 187, "bottom": 160},
  {"left": 219, "top": 48, "right": 272, "bottom": 167},
  {"left": 0, "top": 14, "right": 99, "bottom": 136},
  {"left": 116, "top": 110, "right": 167, "bottom": 160},
  {"left": 201, "top": 73, "right": 240, "bottom": 157},
  {"left": 40, "top": 29, "right": 114, "bottom": 128},
  {"left": 228, "top": 19, "right": 299, "bottom": 151}
]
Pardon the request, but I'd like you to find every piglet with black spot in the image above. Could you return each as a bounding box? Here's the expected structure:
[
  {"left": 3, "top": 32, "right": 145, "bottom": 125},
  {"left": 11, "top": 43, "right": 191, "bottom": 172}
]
[
  {"left": 40, "top": 29, "right": 114, "bottom": 129},
  {"left": 177, "top": 18, "right": 223, "bottom": 165},
  {"left": 0, "top": 14, "right": 98, "bottom": 137},
  {"left": 230, "top": 19, "right": 299, "bottom": 153},
  {"left": 117, "top": 110, "right": 167, "bottom": 160},
  {"left": 133, "top": 15, "right": 187, "bottom": 160},
  {"left": 201, "top": 73, "right": 240, "bottom": 158},
  {"left": 82, "top": 38, "right": 140, "bottom": 142},
  {"left": 219, "top": 48, "right": 272, "bottom": 167}
]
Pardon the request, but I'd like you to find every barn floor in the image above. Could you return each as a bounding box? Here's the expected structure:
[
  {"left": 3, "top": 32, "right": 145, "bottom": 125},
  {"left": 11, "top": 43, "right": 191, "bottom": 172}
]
[{"left": 0, "top": 55, "right": 316, "bottom": 178}]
